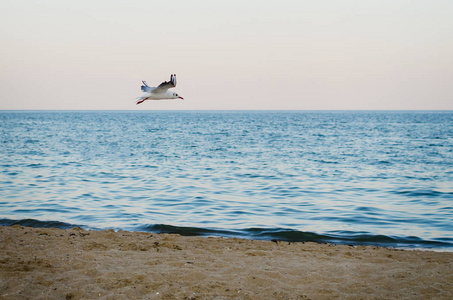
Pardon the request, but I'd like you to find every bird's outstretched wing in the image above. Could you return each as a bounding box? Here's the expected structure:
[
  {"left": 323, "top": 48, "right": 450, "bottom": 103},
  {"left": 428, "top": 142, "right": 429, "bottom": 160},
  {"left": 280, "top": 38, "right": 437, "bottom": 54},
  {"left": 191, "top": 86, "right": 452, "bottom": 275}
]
[{"left": 152, "top": 74, "right": 177, "bottom": 93}]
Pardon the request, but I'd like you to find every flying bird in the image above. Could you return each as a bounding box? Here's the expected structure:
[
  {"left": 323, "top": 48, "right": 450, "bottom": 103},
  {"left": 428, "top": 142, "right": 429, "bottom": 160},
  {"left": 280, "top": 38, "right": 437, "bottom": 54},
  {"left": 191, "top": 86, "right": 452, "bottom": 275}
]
[{"left": 136, "top": 74, "right": 184, "bottom": 105}]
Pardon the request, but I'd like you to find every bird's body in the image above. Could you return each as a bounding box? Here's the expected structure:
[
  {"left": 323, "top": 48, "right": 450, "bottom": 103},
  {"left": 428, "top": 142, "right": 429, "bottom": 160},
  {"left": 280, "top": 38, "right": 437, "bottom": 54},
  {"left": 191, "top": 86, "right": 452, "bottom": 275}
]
[{"left": 136, "top": 74, "right": 184, "bottom": 105}]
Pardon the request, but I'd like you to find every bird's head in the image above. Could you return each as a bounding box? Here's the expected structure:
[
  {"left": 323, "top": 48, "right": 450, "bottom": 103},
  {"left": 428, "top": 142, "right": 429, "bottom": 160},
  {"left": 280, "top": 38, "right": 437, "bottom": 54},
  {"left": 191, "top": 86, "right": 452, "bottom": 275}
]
[{"left": 172, "top": 92, "right": 184, "bottom": 100}]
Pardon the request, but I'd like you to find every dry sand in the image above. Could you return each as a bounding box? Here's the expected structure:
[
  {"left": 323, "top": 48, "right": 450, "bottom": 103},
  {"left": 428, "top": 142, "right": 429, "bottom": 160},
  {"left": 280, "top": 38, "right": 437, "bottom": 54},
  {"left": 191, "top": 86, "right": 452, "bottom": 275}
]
[{"left": 1, "top": 225, "right": 452, "bottom": 299}]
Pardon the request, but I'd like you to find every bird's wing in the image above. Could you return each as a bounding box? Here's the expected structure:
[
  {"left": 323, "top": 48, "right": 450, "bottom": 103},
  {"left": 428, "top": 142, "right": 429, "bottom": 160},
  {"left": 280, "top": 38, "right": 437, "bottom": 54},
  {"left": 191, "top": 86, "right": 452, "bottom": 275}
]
[
  {"left": 141, "top": 81, "right": 152, "bottom": 93},
  {"left": 152, "top": 74, "right": 177, "bottom": 93}
]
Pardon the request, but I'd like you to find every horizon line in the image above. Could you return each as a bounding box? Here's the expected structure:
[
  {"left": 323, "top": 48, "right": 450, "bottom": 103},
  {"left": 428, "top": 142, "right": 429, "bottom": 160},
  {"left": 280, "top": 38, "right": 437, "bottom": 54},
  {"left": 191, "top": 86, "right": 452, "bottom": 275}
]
[{"left": 1, "top": 109, "right": 452, "bottom": 112}]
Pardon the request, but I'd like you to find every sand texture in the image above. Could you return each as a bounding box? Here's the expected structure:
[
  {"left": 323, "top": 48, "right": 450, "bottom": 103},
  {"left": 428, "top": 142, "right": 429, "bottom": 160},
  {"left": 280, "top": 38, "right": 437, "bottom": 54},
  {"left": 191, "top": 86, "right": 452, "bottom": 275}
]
[{"left": 1, "top": 226, "right": 452, "bottom": 299}]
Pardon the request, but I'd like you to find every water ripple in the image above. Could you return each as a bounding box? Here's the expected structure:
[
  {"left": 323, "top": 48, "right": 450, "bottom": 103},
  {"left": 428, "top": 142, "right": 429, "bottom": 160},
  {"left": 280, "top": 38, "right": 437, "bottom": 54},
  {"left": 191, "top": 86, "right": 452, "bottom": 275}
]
[{"left": 1, "top": 111, "right": 452, "bottom": 250}]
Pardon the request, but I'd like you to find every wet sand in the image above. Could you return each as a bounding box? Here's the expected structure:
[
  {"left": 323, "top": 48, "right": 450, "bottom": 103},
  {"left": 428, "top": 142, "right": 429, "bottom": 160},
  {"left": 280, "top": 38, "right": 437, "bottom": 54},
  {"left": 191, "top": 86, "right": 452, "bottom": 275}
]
[{"left": 1, "top": 225, "right": 452, "bottom": 299}]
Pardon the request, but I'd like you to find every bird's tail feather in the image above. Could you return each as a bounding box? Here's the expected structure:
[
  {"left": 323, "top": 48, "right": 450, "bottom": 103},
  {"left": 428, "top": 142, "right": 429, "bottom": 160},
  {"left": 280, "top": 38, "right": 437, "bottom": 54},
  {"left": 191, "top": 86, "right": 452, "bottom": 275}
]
[{"left": 141, "top": 81, "right": 150, "bottom": 92}]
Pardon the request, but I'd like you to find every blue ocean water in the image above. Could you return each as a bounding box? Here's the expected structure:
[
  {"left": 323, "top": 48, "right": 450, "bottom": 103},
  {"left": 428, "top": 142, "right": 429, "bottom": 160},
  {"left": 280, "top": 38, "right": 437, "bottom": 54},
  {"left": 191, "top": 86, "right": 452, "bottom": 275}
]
[{"left": 1, "top": 111, "right": 452, "bottom": 250}]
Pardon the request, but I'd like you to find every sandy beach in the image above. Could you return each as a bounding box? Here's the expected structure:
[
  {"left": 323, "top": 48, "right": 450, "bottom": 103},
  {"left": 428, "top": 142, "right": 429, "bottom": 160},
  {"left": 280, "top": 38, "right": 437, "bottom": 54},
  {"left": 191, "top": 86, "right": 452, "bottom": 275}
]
[{"left": 1, "top": 226, "right": 452, "bottom": 299}]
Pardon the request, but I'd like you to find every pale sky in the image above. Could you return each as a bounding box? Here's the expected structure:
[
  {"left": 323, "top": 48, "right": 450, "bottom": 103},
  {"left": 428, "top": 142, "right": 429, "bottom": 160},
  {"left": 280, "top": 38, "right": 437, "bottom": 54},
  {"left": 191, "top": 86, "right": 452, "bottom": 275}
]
[{"left": 1, "top": 0, "right": 452, "bottom": 110}]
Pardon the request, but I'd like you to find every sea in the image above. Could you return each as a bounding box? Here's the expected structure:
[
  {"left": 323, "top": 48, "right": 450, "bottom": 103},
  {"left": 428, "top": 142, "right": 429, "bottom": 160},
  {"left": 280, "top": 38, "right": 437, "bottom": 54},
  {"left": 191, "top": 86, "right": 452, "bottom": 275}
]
[{"left": 1, "top": 111, "right": 452, "bottom": 250}]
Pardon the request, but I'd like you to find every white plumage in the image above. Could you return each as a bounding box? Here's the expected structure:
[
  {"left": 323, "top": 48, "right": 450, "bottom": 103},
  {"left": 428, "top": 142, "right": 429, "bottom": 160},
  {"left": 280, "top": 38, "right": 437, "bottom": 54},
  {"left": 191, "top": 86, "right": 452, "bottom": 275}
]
[{"left": 136, "top": 74, "right": 184, "bottom": 105}]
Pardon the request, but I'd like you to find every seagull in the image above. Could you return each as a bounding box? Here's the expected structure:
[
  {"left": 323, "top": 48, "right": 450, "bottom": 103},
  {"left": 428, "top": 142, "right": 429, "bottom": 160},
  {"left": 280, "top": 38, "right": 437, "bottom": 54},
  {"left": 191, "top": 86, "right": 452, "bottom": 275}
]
[{"left": 136, "top": 74, "right": 184, "bottom": 105}]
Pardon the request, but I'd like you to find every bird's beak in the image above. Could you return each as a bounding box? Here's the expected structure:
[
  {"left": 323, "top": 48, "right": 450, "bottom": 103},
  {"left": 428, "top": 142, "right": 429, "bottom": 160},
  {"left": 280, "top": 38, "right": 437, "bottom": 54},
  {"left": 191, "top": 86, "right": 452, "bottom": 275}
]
[{"left": 179, "top": 97, "right": 184, "bottom": 100}]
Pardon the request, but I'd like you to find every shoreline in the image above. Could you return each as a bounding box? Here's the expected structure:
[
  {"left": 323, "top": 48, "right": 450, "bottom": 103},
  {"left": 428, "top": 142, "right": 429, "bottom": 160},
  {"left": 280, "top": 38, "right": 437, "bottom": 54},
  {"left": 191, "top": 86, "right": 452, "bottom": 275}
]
[
  {"left": 2, "top": 219, "right": 451, "bottom": 252},
  {"left": 1, "top": 225, "right": 453, "bottom": 299}
]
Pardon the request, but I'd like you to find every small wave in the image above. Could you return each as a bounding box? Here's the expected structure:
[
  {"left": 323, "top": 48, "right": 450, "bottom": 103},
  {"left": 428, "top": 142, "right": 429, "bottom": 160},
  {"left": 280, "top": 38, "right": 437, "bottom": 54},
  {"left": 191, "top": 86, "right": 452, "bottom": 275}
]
[
  {"left": 138, "top": 224, "right": 235, "bottom": 236},
  {"left": 1, "top": 219, "right": 452, "bottom": 250},
  {"left": 137, "top": 224, "right": 453, "bottom": 250},
  {"left": 393, "top": 189, "right": 453, "bottom": 198},
  {"left": 27, "top": 163, "right": 45, "bottom": 168},
  {"left": 0, "top": 218, "right": 79, "bottom": 230},
  {"left": 24, "top": 139, "right": 40, "bottom": 144}
]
